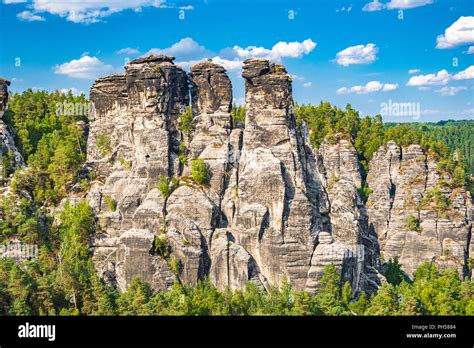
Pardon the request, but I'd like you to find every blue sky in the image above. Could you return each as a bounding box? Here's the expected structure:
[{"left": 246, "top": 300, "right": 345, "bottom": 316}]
[{"left": 0, "top": 0, "right": 473, "bottom": 122}]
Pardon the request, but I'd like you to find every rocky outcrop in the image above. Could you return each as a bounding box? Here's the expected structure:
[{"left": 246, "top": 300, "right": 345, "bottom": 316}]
[
  {"left": 87, "top": 56, "right": 189, "bottom": 288},
  {"left": 84, "top": 56, "right": 471, "bottom": 294},
  {"left": 223, "top": 59, "right": 317, "bottom": 291},
  {"left": 367, "top": 141, "right": 472, "bottom": 277},
  {"left": 0, "top": 78, "right": 23, "bottom": 181},
  {"left": 316, "top": 135, "right": 382, "bottom": 292}
]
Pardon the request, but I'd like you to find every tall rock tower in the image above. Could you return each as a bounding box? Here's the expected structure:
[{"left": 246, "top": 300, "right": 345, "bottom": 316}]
[{"left": 0, "top": 78, "right": 23, "bottom": 182}]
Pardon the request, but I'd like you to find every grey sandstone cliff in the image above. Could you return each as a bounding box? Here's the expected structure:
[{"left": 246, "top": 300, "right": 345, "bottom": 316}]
[
  {"left": 86, "top": 55, "right": 189, "bottom": 290},
  {"left": 82, "top": 56, "right": 472, "bottom": 294},
  {"left": 367, "top": 141, "right": 472, "bottom": 277},
  {"left": 0, "top": 78, "right": 23, "bottom": 182}
]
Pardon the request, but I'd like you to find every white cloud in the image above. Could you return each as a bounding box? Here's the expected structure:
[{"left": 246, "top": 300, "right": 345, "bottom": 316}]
[
  {"left": 158, "top": 38, "right": 316, "bottom": 72},
  {"left": 17, "top": 10, "right": 45, "bottom": 21},
  {"left": 54, "top": 56, "right": 113, "bottom": 79},
  {"left": 175, "top": 57, "right": 243, "bottom": 72},
  {"left": 303, "top": 82, "right": 312, "bottom": 88},
  {"left": 146, "top": 37, "right": 213, "bottom": 61},
  {"left": 173, "top": 59, "right": 200, "bottom": 71},
  {"left": 406, "top": 69, "right": 451, "bottom": 86},
  {"left": 5, "top": 0, "right": 177, "bottom": 24},
  {"left": 362, "top": 1, "right": 385, "bottom": 11},
  {"left": 436, "top": 16, "right": 474, "bottom": 49},
  {"left": 407, "top": 66, "right": 474, "bottom": 86},
  {"left": 382, "top": 83, "right": 398, "bottom": 91},
  {"left": 336, "top": 81, "right": 398, "bottom": 94},
  {"left": 116, "top": 47, "right": 140, "bottom": 55},
  {"left": 465, "top": 46, "right": 474, "bottom": 54},
  {"left": 225, "top": 39, "right": 317, "bottom": 62},
  {"left": 335, "top": 44, "right": 378, "bottom": 66},
  {"left": 453, "top": 66, "right": 474, "bottom": 80},
  {"left": 271, "top": 39, "right": 317, "bottom": 59},
  {"left": 3, "top": 0, "right": 27, "bottom": 3},
  {"left": 363, "top": 0, "right": 432, "bottom": 11},
  {"left": 386, "top": 0, "right": 433, "bottom": 9},
  {"left": 408, "top": 69, "right": 421, "bottom": 74},
  {"left": 436, "top": 86, "right": 467, "bottom": 96},
  {"left": 210, "top": 57, "right": 243, "bottom": 71}
]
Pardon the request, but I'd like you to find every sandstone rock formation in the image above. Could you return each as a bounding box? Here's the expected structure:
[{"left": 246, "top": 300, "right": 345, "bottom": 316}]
[
  {"left": 86, "top": 55, "right": 189, "bottom": 289},
  {"left": 0, "top": 78, "right": 23, "bottom": 181},
  {"left": 316, "top": 135, "right": 382, "bottom": 292},
  {"left": 367, "top": 141, "right": 472, "bottom": 277},
  {"left": 84, "top": 56, "right": 472, "bottom": 294}
]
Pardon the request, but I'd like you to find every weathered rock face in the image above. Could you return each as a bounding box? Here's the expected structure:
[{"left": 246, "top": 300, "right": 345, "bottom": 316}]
[
  {"left": 0, "top": 78, "right": 23, "bottom": 181},
  {"left": 223, "top": 59, "right": 317, "bottom": 291},
  {"left": 367, "top": 141, "right": 472, "bottom": 277},
  {"left": 0, "top": 78, "right": 9, "bottom": 111},
  {"left": 185, "top": 62, "right": 233, "bottom": 205},
  {"left": 84, "top": 56, "right": 471, "bottom": 294},
  {"left": 209, "top": 230, "right": 265, "bottom": 291},
  {"left": 316, "top": 135, "right": 382, "bottom": 293},
  {"left": 87, "top": 56, "right": 189, "bottom": 288}
]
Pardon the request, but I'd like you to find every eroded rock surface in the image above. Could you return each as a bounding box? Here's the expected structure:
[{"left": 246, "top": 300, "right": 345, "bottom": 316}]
[
  {"left": 87, "top": 56, "right": 189, "bottom": 289},
  {"left": 367, "top": 141, "right": 472, "bottom": 276},
  {"left": 82, "top": 56, "right": 472, "bottom": 294},
  {"left": 0, "top": 78, "right": 23, "bottom": 181}
]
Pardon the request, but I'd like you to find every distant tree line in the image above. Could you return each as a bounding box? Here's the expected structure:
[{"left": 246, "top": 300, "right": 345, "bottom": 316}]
[{"left": 294, "top": 103, "right": 473, "bottom": 196}]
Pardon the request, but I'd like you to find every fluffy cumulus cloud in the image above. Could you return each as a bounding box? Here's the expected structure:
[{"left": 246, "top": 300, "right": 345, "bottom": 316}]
[
  {"left": 386, "top": 0, "right": 433, "bottom": 9},
  {"left": 146, "top": 37, "right": 213, "bottom": 61},
  {"left": 362, "top": 0, "right": 432, "bottom": 11},
  {"left": 336, "top": 81, "right": 399, "bottom": 94},
  {"left": 335, "top": 44, "right": 378, "bottom": 66},
  {"left": 453, "top": 66, "right": 474, "bottom": 80},
  {"left": 147, "top": 38, "right": 316, "bottom": 71},
  {"left": 436, "top": 86, "right": 467, "bottom": 96},
  {"left": 466, "top": 46, "right": 474, "bottom": 54},
  {"left": 406, "top": 69, "right": 451, "bottom": 86},
  {"left": 436, "top": 16, "right": 474, "bottom": 49},
  {"left": 224, "top": 39, "right": 317, "bottom": 62},
  {"left": 362, "top": 0, "right": 385, "bottom": 11},
  {"left": 116, "top": 47, "right": 140, "bottom": 55},
  {"left": 54, "top": 56, "right": 113, "bottom": 79},
  {"left": 408, "top": 69, "right": 421, "bottom": 74},
  {"left": 17, "top": 10, "right": 45, "bottom": 21},
  {"left": 407, "top": 66, "right": 474, "bottom": 86},
  {"left": 4, "top": 0, "right": 190, "bottom": 24},
  {"left": 210, "top": 57, "right": 244, "bottom": 71}
]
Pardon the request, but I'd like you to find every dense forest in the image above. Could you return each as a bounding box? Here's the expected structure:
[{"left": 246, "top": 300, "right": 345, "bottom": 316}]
[
  {"left": 0, "top": 90, "right": 472, "bottom": 316},
  {"left": 293, "top": 103, "right": 474, "bottom": 197},
  {"left": 386, "top": 120, "right": 474, "bottom": 175}
]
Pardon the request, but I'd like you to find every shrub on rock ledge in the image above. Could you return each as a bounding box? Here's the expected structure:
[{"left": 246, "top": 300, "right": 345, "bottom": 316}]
[{"left": 191, "top": 159, "right": 209, "bottom": 185}]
